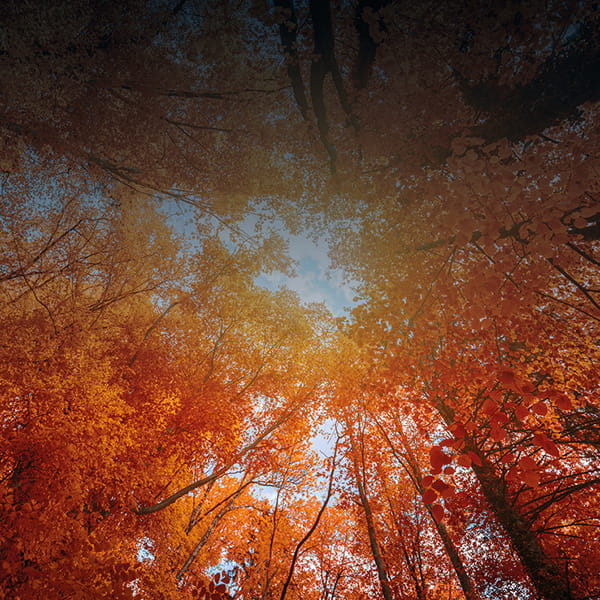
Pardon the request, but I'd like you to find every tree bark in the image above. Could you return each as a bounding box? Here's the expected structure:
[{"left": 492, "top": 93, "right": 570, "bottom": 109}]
[
  {"left": 373, "top": 414, "right": 482, "bottom": 600},
  {"left": 350, "top": 435, "right": 395, "bottom": 600},
  {"left": 436, "top": 400, "right": 574, "bottom": 600}
]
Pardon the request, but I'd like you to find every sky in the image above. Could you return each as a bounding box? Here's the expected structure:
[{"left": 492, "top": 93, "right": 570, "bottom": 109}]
[
  {"left": 165, "top": 199, "right": 352, "bottom": 464},
  {"left": 254, "top": 232, "right": 357, "bottom": 317},
  {"left": 165, "top": 199, "right": 358, "bottom": 317}
]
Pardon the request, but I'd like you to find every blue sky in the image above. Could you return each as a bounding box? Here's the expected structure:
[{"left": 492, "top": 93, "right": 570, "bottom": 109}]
[
  {"left": 254, "top": 231, "right": 357, "bottom": 317},
  {"left": 165, "top": 199, "right": 357, "bottom": 317}
]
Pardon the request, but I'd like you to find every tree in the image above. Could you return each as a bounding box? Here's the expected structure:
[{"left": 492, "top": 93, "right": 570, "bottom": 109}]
[
  {"left": 0, "top": 170, "right": 332, "bottom": 598},
  {"left": 1, "top": 1, "right": 599, "bottom": 598}
]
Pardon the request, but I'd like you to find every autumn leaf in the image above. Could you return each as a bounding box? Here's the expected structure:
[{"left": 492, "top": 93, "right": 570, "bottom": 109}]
[
  {"left": 531, "top": 401, "right": 549, "bottom": 416},
  {"left": 514, "top": 405, "right": 530, "bottom": 421},
  {"left": 466, "top": 452, "right": 483, "bottom": 467},
  {"left": 422, "top": 489, "right": 438, "bottom": 505},
  {"left": 456, "top": 454, "right": 472, "bottom": 468},
  {"left": 432, "top": 479, "right": 454, "bottom": 498},
  {"left": 430, "top": 445, "right": 452, "bottom": 472},
  {"left": 521, "top": 470, "right": 541, "bottom": 487},
  {"left": 533, "top": 433, "right": 560, "bottom": 457},
  {"left": 518, "top": 456, "right": 538, "bottom": 472},
  {"left": 497, "top": 369, "right": 517, "bottom": 387},
  {"left": 430, "top": 503, "right": 445, "bottom": 522}
]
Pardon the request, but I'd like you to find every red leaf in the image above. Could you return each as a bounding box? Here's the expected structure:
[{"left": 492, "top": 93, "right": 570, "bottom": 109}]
[
  {"left": 500, "top": 452, "right": 516, "bottom": 464},
  {"left": 520, "top": 381, "right": 535, "bottom": 393},
  {"left": 491, "top": 411, "right": 509, "bottom": 424},
  {"left": 432, "top": 479, "right": 454, "bottom": 497},
  {"left": 430, "top": 503, "right": 445, "bottom": 521},
  {"left": 482, "top": 398, "right": 499, "bottom": 415},
  {"left": 521, "top": 469, "right": 540, "bottom": 487},
  {"left": 490, "top": 425, "right": 506, "bottom": 442},
  {"left": 421, "top": 475, "right": 434, "bottom": 487},
  {"left": 430, "top": 446, "right": 452, "bottom": 471},
  {"left": 531, "top": 401, "right": 548, "bottom": 416},
  {"left": 497, "top": 369, "right": 521, "bottom": 391},
  {"left": 497, "top": 369, "right": 516, "bottom": 386},
  {"left": 518, "top": 456, "right": 537, "bottom": 471},
  {"left": 533, "top": 433, "right": 560, "bottom": 457},
  {"left": 456, "top": 454, "right": 471, "bottom": 467},
  {"left": 422, "top": 489, "right": 438, "bottom": 504},
  {"left": 514, "top": 405, "right": 530, "bottom": 421},
  {"left": 467, "top": 451, "right": 482, "bottom": 466},
  {"left": 450, "top": 423, "right": 466, "bottom": 438},
  {"left": 489, "top": 389, "right": 503, "bottom": 401},
  {"left": 554, "top": 394, "right": 573, "bottom": 411},
  {"left": 505, "top": 466, "right": 520, "bottom": 481},
  {"left": 431, "top": 478, "right": 446, "bottom": 492}
]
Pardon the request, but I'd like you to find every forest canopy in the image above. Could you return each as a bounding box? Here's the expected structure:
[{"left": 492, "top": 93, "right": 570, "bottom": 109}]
[{"left": 1, "top": 1, "right": 599, "bottom": 599}]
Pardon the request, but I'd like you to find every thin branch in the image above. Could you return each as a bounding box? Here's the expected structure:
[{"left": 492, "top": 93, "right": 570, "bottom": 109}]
[
  {"left": 134, "top": 400, "right": 303, "bottom": 515},
  {"left": 279, "top": 440, "right": 339, "bottom": 600}
]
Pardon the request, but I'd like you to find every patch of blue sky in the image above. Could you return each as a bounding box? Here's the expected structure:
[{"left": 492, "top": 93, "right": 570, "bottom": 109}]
[
  {"left": 161, "top": 198, "right": 358, "bottom": 317},
  {"left": 137, "top": 537, "right": 155, "bottom": 563},
  {"left": 254, "top": 224, "right": 359, "bottom": 317},
  {"left": 255, "top": 261, "right": 355, "bottom": 318}
]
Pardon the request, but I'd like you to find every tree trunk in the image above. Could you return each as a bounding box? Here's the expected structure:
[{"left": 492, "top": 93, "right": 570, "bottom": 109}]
[
  {"left": 350, "top": 437, "right": 395, "bottom": 600},
  {"left": 375, "top": 415, "right": 482, "bottom": 600},
  {"left": 436, "top": 401, "right": 573, "bottom": 600}
]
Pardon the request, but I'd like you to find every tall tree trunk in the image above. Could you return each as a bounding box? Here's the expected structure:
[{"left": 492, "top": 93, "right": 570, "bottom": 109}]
[
  {"left": 436, "top": 400, "right": 574, "bottom": 600},
  {"left": 350, "top": 435, "right": 395, "bottom": 600},
  {"left": 374, "top": 414, "right": 482, "bottom": 600},
  {"left": 431, "top": 517, "right": 480, "bottom": 600}
]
